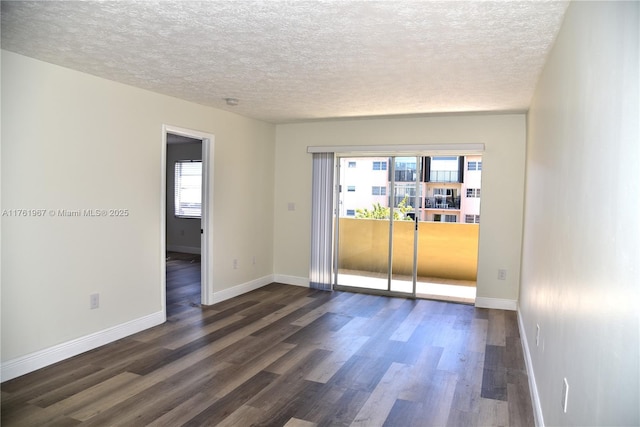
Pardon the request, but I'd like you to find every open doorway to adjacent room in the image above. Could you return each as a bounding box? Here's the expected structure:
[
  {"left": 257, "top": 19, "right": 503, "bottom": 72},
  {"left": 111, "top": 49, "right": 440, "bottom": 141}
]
[{"left": 166, "top": 133, "right": 203, "bottom": 316}]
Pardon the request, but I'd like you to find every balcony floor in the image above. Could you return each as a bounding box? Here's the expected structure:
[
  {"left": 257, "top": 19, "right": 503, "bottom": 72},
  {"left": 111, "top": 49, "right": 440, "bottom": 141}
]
[{"left": 337, "top": 269, "right": 476, "bottom": 304}]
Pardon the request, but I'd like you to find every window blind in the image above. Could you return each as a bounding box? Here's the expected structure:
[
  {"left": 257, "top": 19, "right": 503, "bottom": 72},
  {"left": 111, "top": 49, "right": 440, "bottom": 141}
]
[
  {"left": 174, "top": 160, "right": 202, "bottom": 218},
  {"left": 310, "top": 153, "right": 335, "bottom": 291}
]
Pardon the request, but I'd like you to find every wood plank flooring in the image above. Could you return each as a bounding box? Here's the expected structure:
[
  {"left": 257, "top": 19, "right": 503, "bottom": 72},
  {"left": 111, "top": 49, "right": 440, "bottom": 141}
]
[{"left": 1, "top": 254, "right": 535, "bottom": 426}]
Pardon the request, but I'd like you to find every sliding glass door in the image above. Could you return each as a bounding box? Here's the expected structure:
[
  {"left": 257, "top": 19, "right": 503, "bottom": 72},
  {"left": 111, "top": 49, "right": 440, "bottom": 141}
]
[
  {"left": 335, "top": 156, "right": 421, "bottom": 297},
  {"left": 333, "top": 153, "right": 480, "bottom": 303}
]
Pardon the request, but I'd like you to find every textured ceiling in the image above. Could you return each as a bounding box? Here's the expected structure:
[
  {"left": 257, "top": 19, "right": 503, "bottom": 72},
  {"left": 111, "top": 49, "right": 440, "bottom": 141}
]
[{"left": 1, "top": 1, "right": 569, "bottom": 123}]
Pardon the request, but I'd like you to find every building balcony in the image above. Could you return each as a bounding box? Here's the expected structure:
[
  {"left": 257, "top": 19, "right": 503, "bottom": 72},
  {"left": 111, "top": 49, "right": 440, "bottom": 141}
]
[
  {"left": 424, "top": 196, "right": 460, "bottom": 210},
  {"left": 429, "top": 170, "right": 459, "bottom": 183}
]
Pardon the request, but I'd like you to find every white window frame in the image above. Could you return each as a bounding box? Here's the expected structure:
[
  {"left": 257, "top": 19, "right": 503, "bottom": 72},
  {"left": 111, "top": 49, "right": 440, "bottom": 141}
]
[
  {"left": 465, "top": 214, "right": 480, "bottom": 224},
  {"left": 174, "top": 160, "right": 202, "bottom": 218},
  {"left": 466, "top": 188, "right": 480, "bottom": 198},
  {"left": 372, "top": 161, "right": 387, "bottom": 171},
  {"left": 444, "top": 214, "right": 457, "bottom": 223},
  {"left": 372, "top": 186, "right": 387, "bottom": 196}
]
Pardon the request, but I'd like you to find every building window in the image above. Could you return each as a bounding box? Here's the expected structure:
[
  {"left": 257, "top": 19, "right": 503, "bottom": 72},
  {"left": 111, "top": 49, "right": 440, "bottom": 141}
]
[
  {"left": 174, "top": 160, "right": 202, "bottom": 218},
  {"left": 466, "top": 188, "right": 480, "bottom": 198},
  {"left": 468, "top": 161, "right": 482, "bottom": 171},
  {"left": 346, "top": 209, "right": 355, "bottom": 216},
  {"left": 348, "top": 161, "right": 356, "bottom": 168},
  {"left": 347, "top": 186, "right": 356, "bottom": 192},
  {"left": 433, "top": 214, "right": 457, "bottom": 222},
  {"left": 372, "top": 161, "right": 387, "bottom": 171},
  {"left": 434, "top": 188, "right": 454, "bottom": 196},
  {"left": 372, "top": 186, "right": 386, "bottom": 196},
  {"left": 465, "top": 215, "right": 480, "bottom": 223}
]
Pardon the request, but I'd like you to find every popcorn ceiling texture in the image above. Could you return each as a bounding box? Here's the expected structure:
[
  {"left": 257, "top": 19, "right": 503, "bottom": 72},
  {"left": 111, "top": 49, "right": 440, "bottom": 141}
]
[{"left": 1, "top": 1, "right": 568, "bottom": 123}]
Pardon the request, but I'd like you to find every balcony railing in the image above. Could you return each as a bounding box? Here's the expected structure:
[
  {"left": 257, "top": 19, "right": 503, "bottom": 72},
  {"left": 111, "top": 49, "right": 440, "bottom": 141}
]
[
  {"left": 429, "top": 170, "right": 459, "bottom": 182},
  {"left": 338, "top": 218, "right": 479, "bottom": 281},
  {"left": 424, "top": 196, "right": 460, "bottom": 209}
]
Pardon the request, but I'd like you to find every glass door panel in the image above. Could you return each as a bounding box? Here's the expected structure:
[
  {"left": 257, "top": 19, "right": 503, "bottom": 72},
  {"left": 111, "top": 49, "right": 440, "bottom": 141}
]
[
  {"left": 390, "top": 157, "right": 419, "bottom": 295},
  {"left": 334, "top": 153, "right": 479, "bottom": 303},
  {"left": 336, "top": 156, "right": 390, "bottom": 291}
]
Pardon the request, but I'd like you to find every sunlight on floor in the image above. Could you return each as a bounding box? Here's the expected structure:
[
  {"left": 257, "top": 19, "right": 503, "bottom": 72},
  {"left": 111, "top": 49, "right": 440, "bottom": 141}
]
[{"left": 338, "top": 270, "right": 476, "bottom": 304}]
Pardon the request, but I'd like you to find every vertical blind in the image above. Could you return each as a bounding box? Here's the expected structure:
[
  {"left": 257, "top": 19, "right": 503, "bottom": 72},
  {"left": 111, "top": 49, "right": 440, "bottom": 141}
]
[
  {"left": 174, "top": 160, "right": 202, "bottom": 218},
  {"left": 310, "top": 153, "right": 335, "bottom": 291}
]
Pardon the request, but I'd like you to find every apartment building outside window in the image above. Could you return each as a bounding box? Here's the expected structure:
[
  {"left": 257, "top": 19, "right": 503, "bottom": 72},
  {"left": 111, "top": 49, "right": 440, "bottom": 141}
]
[
  {"left": 465, "top": 215, "right": 480, "bottom": 223},
  {"left": 372, "top": 186, "right": 386, "bottom": 196},
  {"left": 433, "top": 213, "right": 458, "bottom": 222},
  {"left": 468, "top": 161, "right": 482, "bottom": 171},
  {"left": 466, "top": 188, "right": 480, "bottom": 198},
  {"left": 372, "top": 161, "right": 387, "bottom": 170}
]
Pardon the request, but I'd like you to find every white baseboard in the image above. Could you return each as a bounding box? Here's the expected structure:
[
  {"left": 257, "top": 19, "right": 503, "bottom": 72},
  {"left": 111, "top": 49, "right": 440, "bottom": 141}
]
[
  {"left": 517, "top": 308, "right": 544, "bottom": 427},
  {"left": 474, "top": 296, "right": 517, "bottom": 311},
  {"left": 166, "top": 244, "right": 200, "bottom": 254},
  {"left": 273, "top": 274, "right": 308, "bottom": 288},
  {"left": 210, "top": 275, "right": 275, "bottom": 304},
  {"left": 1, "top": 310, "right": 165, "bottom": 382}
]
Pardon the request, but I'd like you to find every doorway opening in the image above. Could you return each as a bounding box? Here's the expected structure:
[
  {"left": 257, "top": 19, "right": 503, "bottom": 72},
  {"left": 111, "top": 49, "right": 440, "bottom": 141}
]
[
  {"left": 162, "top": 125, "right": 214, "bottom": 319},
  {"left": 334, "top": 154, "right": 482, "bottom": 304},
  {"left": 166, "top": 133, "right": 202, "bottom": 316}
]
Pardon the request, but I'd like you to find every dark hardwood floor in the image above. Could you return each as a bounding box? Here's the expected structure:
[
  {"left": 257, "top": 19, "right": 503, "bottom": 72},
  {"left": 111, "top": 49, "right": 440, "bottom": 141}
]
[
  {"left": 1, "top": 254, "right": 535, "bottom": 426},
  {"left": 165, "top": 251, "right": 202, "bottom": 317}
]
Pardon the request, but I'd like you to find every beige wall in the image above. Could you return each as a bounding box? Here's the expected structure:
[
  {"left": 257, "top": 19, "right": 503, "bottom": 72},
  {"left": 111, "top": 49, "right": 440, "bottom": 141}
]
[
  {"left": 1, "top": 51, "right": 275, "bottom": 363},
  {"left": 274, "top": 114, "right": 526, "bottom": 305},
  {"left": 521, "top": 2, "right": 639, "bottom": 426}
]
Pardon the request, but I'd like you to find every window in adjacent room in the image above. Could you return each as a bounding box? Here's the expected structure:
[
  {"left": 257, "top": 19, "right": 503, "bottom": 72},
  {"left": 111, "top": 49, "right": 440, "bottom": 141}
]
[{"left": 174, "top": 160, "right": 202, "bottom": 218}]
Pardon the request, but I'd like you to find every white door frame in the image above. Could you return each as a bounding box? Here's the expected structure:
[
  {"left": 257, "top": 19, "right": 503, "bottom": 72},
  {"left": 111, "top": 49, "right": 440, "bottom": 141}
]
[{"left": 161, "top": 125, "right": 215, "bottom": 314}]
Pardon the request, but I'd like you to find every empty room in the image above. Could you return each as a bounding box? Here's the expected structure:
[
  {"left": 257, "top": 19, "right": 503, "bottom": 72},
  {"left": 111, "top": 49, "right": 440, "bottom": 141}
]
[{"left": 1, "top": 1, "right": 638, "bottom": 426}]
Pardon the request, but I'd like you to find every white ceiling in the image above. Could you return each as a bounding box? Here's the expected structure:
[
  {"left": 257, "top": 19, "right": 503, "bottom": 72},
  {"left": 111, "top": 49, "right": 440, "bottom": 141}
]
[{"left": 1, "top": 1, "right": 569, "bottom": 123}]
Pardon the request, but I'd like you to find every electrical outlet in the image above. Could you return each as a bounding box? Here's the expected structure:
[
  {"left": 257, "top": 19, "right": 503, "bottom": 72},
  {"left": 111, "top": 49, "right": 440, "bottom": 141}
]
[
  {"left": 562, "top": 378, "right": 569, "bottom": 413},
  {"left": 90, "top": 293, "right": 99, "bottom": 309},
  {"left": 536, "top": 324, "right": 540, "bottom": 347},
  {"left": 498, "top": 269, "right": 507, "bottom": 280},
  {"left": 233, "top": 259, "right": 238, "bottom": 269}
]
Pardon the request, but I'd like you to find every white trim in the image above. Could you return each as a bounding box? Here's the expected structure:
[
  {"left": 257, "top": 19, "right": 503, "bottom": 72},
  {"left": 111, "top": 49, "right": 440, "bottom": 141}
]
[
  {"left": 474, "top": 296, "right": 517, "bottom": 311},
  {"left": 273, "top": 274, "right": 309, "bottom": 288},
  {"left": 162, "top": 125, "right": 215, "bottom": 307},
  {"left": 518, "top": 308, "right": 544, "bottom": 427},
  {"left": 307, "top": 143, "right": 485, "bottom": 155},
  {"left": 200, "top": 136, "right": 215, "bottom": 305},
  {"left": 166, "top": 245, "right": 201, "bottom": 255},
  {"left": 1, "top": 311, "right": 165, "bottom": 382},
  {"left": 211, "top": 275, "right": 275, "bottom": 304}
]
